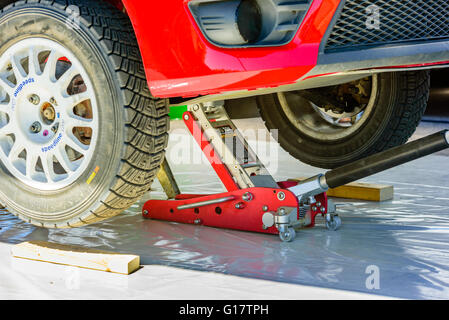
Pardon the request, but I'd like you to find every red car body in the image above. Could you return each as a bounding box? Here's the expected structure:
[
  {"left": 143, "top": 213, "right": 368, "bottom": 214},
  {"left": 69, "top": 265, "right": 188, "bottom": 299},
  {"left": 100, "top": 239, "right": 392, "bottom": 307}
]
[{"left": 112, "top": 0, "right": 449, "bottom": 100}]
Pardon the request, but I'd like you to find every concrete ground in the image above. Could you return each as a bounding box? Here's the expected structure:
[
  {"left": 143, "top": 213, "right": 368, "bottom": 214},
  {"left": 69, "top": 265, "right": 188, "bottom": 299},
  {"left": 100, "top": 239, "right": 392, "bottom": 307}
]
[{"left": 0, "top": 118, "right": 448, "bottom": 300}]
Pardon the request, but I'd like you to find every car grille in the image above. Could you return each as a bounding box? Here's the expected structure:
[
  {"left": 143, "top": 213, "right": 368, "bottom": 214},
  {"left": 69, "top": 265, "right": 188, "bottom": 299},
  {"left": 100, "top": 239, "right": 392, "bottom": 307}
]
[{"left": 325, "top": 0, "right": 449, "bottom": 52}]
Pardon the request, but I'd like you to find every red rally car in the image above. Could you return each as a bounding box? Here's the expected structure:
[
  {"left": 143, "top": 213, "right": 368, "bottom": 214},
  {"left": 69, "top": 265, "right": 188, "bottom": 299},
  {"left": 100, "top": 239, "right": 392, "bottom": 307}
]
[{"left": 0, "top": 0, "right": 447, "bottom": 227}]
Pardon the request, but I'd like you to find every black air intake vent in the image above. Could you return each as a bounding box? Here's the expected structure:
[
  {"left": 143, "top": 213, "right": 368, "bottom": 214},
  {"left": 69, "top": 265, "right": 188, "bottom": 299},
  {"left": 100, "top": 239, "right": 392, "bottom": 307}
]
[
  {"left": 325, "top": 0, "right": 449, "bottom": 52},
  {"left": 189, "top": 0, "right": 312, "bottom": 48}
]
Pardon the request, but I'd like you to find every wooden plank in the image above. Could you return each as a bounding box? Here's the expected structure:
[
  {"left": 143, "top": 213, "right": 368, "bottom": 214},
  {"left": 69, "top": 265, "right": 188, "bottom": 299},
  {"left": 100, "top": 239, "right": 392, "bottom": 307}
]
[
  {"left": 157, "top": 157, "right": 181, "bottom": 199},
  {"left": 290, "top": 178, "right": 394, "bottom": 202},
  {"left": 11, "top": 241, "right": 140, "bottom": 275}
]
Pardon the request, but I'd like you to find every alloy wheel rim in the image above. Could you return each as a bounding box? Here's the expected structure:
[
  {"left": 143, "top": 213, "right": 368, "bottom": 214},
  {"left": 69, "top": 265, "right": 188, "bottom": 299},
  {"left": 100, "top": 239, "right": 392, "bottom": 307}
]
[{"left": 0, "top": 38, "right": 99, "bottom": 191}]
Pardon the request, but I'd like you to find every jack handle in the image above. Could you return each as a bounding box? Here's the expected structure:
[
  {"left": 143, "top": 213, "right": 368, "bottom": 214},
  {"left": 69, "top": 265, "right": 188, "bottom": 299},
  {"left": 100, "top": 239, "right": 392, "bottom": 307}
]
[
  {"left": 324, "top": 130, "right": 449, "bottom": 189},
  {"left": 288, "top": 130, "right": 449, "bottom": 199}
]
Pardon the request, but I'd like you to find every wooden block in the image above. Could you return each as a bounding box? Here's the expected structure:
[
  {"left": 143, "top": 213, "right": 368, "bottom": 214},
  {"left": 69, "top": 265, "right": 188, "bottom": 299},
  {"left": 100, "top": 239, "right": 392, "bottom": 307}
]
[
  {"left": 290, "top": 178, "right": 394, "bottom": 202},
  {"left": 11, "top": 241, "right": 140, "bottom": 275}
]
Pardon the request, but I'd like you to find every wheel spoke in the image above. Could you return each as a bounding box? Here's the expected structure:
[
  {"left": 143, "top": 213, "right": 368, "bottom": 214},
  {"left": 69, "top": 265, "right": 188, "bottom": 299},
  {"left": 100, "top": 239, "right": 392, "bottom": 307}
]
[
  {"left": 0, "top": 102, "right": 11, "bottom": 115},
  {"left": 54, "top": 145, "right": 76, "bottom": 173},
  {"left": 42, "top": 49, "right": 60, "bottom": 82},
  {"left": 0, "top": 87, "right": 8, "bottom": 102},
  {"left": 25, "top": 152, "right": 39, "bottom": 178},
  {"left": 66, "top": 115, "right": 94, "bottom": 129},
  {"left": 11, "top": 55, "right": 27, "bottom": 81},
  {"left": 64, "top": 91, "right": 91, "bottom": 108},
  {"left": 0, "top": 73, "right": 15, "bottom": 96},
  {"left": 28, "top": 46, "right": 41, "bottom": 76},
  {"left": 8, "top": 143, "right": 24, "bottom": 162},
  {"left": 57, "top": 65, "right": 78, "bottom": 93},
  {"left": 40, "top": 154, "right": 56, "bottom": 183},
  {"left": 65, "top": 132, "right": 89, "bottom": 155},
  {"left": 0, "top": 123, "right": 13, "bottom": 136}
]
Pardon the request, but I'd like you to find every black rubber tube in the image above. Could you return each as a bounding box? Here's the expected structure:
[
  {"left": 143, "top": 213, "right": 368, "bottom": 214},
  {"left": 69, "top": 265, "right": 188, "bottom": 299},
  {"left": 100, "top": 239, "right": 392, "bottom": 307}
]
[{"left": 324, "top": 130, "right": 449, "bottom": 189}]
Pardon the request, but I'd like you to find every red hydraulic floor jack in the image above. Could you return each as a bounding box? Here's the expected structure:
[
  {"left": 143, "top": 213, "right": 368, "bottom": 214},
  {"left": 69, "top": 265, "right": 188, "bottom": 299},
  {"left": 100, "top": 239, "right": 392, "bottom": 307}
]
[{"left": 143, "top": 102, "right": 449, "bottom": 242}]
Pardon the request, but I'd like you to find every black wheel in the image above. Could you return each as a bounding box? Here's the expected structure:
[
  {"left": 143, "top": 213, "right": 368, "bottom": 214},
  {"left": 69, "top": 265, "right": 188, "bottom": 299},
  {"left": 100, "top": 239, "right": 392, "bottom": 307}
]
[
  {"left": 0, "top": 0, "right": 169, "bottom": 228},
  {"left": 257, "top": 71, "right": 430, "bottom": 169}
]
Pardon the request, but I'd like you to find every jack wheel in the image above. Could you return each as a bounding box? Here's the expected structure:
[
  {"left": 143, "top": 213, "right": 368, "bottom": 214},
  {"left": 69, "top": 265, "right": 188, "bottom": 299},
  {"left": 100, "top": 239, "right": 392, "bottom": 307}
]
[
  {"left": 326, "top": 215, "right": 342, "bottom": 231},
  {"left": 279, "top": 227, "right": 296, "bottom": 242}
]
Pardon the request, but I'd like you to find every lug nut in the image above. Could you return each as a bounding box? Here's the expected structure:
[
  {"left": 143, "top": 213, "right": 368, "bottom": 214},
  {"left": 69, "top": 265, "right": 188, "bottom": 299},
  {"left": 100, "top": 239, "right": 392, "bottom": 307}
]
[
  {"left": 51, "top": 124, "right": 59, "bottom": 133},
  {"left": 30, "top": 122, "right": 42, "bottom": 134},
  {"left": 43, "top": 107, "right": 56, "bottom": 122},
  {"left": 29, "top": 95, "right": 40, "bottom": 105}
]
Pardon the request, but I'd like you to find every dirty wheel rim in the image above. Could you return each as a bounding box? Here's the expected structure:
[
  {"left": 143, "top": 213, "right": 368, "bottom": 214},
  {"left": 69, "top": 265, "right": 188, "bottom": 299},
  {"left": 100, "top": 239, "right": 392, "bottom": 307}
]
[
  {"left": 0, "top": 38, "right": 99, "bottom": 191},
  {"left": 277, "top": 75, "right": 378, "bottom": 142}
]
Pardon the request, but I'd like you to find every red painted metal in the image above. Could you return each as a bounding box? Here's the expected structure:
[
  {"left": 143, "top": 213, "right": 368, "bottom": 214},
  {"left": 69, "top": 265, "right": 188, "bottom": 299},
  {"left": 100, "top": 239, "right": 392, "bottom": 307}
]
[
  {"left": 278, "top": 180, "right": 327, "bottom": 227},
  {"left": 121, "top": 0, "right": 449, "bottom": 99},
  {"left": 122, "top": 0, "right": 341, "bottom": 98},
  {"left": 142, "top": 185, "right": 329, "bottom": 235},
  {"left": 142, "top": 113, "right": 330, "bottom": 236},
  {"left": 140, "top": 109, "right": 331, "bottom": 236},
  {"left": 183, "top": 111, "right": 240, "bottom": 192},
  {"left": 142, "top": 165, "right": 329, "bottom": 236},
  {"left": 143, "top": 188, "right": 298, "bottom": 235},
  {"left": 141, "top": 112, "right": 331, "bottom": 235},
  {"left": 309, "top": 193, "right": 328, "bottom": 228}
]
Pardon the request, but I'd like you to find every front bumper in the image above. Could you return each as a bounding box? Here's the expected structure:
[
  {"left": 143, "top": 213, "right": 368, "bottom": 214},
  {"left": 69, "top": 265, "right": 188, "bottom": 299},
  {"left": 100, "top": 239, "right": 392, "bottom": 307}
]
[{"left": 123, "top": 0, "right": 449, "bottom": 99}]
